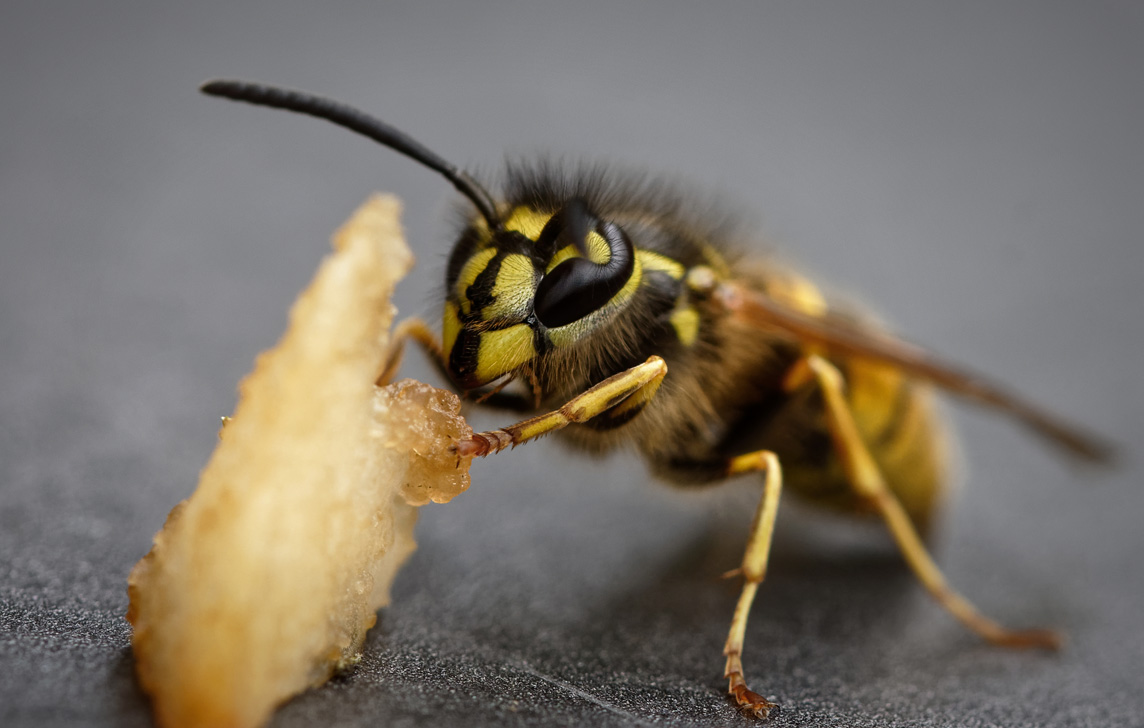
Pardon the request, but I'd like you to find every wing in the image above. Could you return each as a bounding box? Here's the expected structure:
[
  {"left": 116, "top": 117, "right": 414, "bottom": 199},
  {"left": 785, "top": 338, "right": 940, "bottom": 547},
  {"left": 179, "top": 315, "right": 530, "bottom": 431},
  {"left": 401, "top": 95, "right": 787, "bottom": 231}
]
[{"left": 714, "top": 280, "right": 1113, "bottom": 463}]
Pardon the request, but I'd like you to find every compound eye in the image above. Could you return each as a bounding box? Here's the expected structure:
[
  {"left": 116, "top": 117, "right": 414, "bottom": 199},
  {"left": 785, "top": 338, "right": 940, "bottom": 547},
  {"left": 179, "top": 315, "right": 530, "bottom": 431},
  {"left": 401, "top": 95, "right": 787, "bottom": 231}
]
[{"left": 533, "top": 220, "right": 634, "bottom": 328}]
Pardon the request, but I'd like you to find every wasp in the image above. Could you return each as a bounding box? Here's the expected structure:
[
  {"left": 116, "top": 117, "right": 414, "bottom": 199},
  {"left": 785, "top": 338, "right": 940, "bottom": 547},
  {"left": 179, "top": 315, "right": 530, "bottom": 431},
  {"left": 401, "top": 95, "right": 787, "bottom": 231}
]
[{"left": 201, "top": 80, "right": 1111, "bottom": 719}]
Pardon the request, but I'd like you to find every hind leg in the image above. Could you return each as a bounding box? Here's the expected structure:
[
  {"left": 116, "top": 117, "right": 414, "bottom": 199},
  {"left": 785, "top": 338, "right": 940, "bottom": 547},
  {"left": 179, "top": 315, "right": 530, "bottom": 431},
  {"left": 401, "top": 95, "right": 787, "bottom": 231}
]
[{"left": 785, "top": 355, "right": 1060, "bottom": 649}]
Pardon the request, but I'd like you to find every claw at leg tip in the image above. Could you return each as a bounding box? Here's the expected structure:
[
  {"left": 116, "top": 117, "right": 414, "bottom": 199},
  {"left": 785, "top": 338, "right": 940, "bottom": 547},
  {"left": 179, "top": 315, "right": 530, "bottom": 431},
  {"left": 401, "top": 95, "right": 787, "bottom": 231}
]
[
  {"left": 989, "top": 627, "right": 1064, "bottom": 651},
  {"left": 734, "top": 690, "right": 776, "bottom": 720},
  {"left": 453, "top": 438, "right": 482, "bottom": 458}
]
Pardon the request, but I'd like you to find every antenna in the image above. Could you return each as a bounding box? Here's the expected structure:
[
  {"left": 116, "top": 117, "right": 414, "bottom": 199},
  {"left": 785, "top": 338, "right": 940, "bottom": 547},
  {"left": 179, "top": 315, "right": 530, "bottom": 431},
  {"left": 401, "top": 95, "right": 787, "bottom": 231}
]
[{"left": 200, "top": 80, "right": 501, "bottom": 230}]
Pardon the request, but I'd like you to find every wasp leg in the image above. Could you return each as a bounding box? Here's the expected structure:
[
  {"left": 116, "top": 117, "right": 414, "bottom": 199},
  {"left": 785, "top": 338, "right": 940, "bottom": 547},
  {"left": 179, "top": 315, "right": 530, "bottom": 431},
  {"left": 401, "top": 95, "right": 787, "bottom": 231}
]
[
  {"left": 454, "top": 356, "right": 667, "bottom": 457},
  {"left": 785, "top": 355, "right": 1061, "bottom": 649},
  {"left": 721, "top": 450, "right": 783, "bottom": 720},
  {"left": 377, "top": 317, "right": 446, "bottom": 386}
]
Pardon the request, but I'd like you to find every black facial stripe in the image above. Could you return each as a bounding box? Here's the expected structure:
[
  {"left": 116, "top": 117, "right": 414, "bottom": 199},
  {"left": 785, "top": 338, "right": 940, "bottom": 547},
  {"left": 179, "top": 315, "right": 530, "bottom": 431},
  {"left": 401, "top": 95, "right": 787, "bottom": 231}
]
[
  {"left": 463, "top": 231, "right": 538, "bottom": 318},
  {"left": 464, "top": 249, "right": 509, "bottom": 316}
]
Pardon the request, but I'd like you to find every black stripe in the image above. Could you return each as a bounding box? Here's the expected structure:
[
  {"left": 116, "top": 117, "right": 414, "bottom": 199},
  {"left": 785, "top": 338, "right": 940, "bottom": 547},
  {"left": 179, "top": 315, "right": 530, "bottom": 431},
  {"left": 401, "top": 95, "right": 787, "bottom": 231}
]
[{"left": 465, "top": 231, "right": 536, "bottom": 317}]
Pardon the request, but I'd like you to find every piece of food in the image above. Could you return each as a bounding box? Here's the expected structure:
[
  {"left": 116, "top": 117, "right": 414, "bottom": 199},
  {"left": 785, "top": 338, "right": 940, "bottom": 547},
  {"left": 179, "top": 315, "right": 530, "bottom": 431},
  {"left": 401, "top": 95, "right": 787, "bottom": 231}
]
[{"left": 127, "top": 195, "right": 472, "bottom": 728}]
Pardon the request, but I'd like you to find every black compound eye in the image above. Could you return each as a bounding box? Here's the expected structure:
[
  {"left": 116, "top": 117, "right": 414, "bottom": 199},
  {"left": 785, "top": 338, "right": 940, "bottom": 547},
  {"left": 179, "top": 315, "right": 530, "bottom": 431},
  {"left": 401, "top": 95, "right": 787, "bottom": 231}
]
[{"left": 534, "top": 211, "right": 635, "bottom": 329}]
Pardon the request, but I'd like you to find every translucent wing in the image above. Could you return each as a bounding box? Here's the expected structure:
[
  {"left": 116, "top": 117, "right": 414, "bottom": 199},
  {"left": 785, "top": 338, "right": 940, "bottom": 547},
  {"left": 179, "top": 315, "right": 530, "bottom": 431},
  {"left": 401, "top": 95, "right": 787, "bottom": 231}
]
[{"left": 715, "top": 281, "right": 1113, "bottom": 463}]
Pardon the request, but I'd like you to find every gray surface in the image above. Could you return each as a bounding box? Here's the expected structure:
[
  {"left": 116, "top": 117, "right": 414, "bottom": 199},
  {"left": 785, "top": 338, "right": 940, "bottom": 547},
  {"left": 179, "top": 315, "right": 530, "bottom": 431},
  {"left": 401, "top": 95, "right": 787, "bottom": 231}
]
[{"left": 2, "top": 2, "right": 1142, "bottom": 726}]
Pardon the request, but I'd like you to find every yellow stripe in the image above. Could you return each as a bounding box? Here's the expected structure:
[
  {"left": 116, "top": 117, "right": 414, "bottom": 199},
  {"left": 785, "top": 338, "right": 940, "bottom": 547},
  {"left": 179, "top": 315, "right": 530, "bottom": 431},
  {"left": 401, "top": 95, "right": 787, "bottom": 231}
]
[
  {"left": 455, "top": 248, "right": 497, "bottom": 315},
  {"left": 475, "top": 324, "right": 536, "bottom": 383},
  {"left": 517, "top": 418, "right": 557, "bottom": 442},
  {"left": 486, "top": 253, "right": 537, "bottom": 320},
  {"left": 442, "top": 301, "right": 462, "bottom": 362},
  {"left": 545, "top": 230, "right": 610, "bottom": 272},
  {"left": 669, "top": 306, "right": 699, "bottom": 346},
  {"left": 879, "top": 386, "right": 928, "bottom": 465},
  {"left": 615, "top": 251, "right": 643, "bottom": 302},
  {"left": 847, "top": 362, "right": 902, "bottom": 442},
  {"left": 504, "top": 206, "right": 551, "bottom": 240},
  {"left": 637, "top": 250, "right": 685, "bottom": 279}
]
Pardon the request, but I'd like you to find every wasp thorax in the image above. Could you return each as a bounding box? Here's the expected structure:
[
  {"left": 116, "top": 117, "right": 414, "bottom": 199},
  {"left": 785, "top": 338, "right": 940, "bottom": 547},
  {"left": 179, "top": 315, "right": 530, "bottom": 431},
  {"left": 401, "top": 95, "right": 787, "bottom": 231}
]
[{"left": 443, "top": 199, "right": 637, "bottom": 390}]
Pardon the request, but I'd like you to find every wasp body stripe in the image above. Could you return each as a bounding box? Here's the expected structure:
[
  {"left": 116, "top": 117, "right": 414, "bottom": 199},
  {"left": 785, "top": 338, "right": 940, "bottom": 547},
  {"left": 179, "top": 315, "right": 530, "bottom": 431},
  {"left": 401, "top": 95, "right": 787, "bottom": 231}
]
[
  {"left": 842, "top": 358, "right": 948, "bottom": 529},
  {"left": 874, "top": 379, "right": 926, "bottom": 454},
  {"left": 637, "top": 249, "right": 686, "bottom": 280},
  {"left": 669, "top": 306, "right": 700, "bottom": 347}
]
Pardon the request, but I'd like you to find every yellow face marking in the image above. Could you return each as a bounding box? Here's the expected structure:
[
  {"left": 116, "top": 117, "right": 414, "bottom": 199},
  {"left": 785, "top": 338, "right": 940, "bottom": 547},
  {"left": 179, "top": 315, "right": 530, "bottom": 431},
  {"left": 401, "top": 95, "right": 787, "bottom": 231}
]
[
  {"left": 545, "top": 230, "right": 611, "bottom": 272},
  {"left": 475, "top": 323, "right": 536, "bottom": 383},
  {"left": 669, "top": 306, "right": 700, "bottom": 347},
  {"left": 485, "top": 253, "right": 538, "bottom": 320},
  {"left": 442, "top": 301, "right": 462, "bottom": 361},
  {"left": 454, "top": 248, "right": 498, "bottom": 315},
  {"left": 504, "top": 206, "right": 552, "bottom": 240}
]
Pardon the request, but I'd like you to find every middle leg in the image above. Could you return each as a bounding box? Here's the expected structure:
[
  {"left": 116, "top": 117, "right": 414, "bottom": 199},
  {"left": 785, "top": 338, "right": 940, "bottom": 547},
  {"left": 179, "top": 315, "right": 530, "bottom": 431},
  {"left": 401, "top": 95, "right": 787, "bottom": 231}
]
[{"left": 721, "top": 450, "right": 784, "bottom": 719}]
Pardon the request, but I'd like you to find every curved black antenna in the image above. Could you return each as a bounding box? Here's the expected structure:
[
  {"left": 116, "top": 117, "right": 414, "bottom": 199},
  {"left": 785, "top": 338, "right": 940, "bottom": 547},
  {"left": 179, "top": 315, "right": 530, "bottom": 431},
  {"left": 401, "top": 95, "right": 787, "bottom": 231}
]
[{"left": 200, "top": 79, "right": 502, "bottom": 231}]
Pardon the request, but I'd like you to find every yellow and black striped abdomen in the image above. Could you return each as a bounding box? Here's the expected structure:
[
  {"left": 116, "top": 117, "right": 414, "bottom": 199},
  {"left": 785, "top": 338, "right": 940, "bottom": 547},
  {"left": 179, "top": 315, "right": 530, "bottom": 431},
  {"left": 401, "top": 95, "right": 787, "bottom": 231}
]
[
  {"left": 840, "top": 357, "right": 951, "bottom": 531},
  {"left": 745, "top": 267, "right": 952, "bottom": 531}
]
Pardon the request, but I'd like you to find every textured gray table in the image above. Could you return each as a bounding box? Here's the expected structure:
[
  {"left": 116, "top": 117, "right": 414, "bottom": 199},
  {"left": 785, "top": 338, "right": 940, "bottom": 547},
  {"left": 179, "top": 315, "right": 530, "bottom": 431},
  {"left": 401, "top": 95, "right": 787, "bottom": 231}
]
[{"left": 2, "top": 3, "right": 1142, "bottom": 726}]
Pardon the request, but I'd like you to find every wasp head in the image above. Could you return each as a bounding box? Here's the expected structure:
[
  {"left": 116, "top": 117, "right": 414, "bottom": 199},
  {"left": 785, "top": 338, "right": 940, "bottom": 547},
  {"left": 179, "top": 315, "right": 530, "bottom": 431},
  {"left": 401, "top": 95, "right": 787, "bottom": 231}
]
[{"left": 442, "top": 198, "right": 637, "bottom": 390}]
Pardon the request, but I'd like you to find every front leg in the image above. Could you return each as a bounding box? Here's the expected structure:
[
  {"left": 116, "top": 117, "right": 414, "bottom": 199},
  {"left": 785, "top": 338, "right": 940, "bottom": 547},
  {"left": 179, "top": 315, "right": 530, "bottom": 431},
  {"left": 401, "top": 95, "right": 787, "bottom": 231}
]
[
  {"left": 378, "top": 317, "right": 448, "bottom": 386},
  {"left": 454, "top": 356, "right": 667, "bottom": 457}
]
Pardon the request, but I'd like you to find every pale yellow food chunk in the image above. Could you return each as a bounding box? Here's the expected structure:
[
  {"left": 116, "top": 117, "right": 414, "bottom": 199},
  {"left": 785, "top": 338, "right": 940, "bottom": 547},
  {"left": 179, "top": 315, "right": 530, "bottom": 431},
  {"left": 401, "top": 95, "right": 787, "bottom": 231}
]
[{"left": 127, "top": 196, "right": 472, "bottom": 728}]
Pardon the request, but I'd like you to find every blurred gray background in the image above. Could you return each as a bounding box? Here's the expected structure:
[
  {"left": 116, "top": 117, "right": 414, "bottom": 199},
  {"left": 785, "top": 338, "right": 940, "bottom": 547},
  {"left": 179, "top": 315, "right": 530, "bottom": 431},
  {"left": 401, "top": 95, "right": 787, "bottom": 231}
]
[{"left": 1, "top": 2, "right": 1141, "bottom": 726}]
